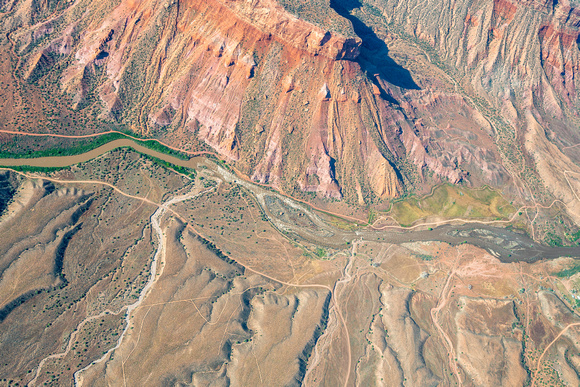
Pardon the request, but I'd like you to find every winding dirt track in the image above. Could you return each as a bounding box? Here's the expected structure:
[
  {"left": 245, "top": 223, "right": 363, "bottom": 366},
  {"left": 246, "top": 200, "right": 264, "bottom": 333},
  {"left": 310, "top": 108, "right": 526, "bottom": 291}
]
[
  {"left": 28, "top": 307, "right": 124, "bottom": 387},
  {"left": 4, "top": 128, "right": 580, "bottom": 236},
  {"left": 430, "top": 251, "right": 463, "bottom": 386},
  {"left": 1, "top": 169, "right": 353, "bottom": 387},
  {"left": 2, "top": 130, "right": 580, "bottom": 386},
  {"left": 0, "top": 129, "right": 370, "bottom": 224},
  {"left": 531, "top": 322, "right": 580, "bottom": 387},
  {"left": 76, "top": 188, "right": 210, "bottom": 386}
]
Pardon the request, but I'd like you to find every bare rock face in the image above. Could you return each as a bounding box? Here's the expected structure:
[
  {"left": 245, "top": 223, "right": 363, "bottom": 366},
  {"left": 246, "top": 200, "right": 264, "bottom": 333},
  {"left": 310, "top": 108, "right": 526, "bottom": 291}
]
[
  {"left": 369, "top": 0, "right": 580, "bottom": 109},
  {"left": 221, "top": 0, "right": 361, "bottom": 60},
  {"left": 54, "top": 0, "right": 363, "bottom": 167},
  {"left": 9, "top": 0, "right": 580, "bottom": 213},
  {"left": 363, "top": 0, "right": 580, "bottom": 218},
  {"left": 4, "top": 0, "right": 493, "bottom": 204},
  {"left": 368, "top": 147, "right": 403, "bottom": 199}
]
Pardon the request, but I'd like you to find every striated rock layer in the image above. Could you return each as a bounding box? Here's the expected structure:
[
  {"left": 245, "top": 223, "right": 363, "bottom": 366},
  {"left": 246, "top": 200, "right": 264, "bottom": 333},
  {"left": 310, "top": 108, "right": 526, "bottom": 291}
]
[
  {"left": 361, "top": 0, "right": 580, "bottom": 219},
  {"left": 5, "top": 0, "right": 580, "bottom": 217},
  {"left": 2, "top": 0, "right": 495, "bottom": 204}
]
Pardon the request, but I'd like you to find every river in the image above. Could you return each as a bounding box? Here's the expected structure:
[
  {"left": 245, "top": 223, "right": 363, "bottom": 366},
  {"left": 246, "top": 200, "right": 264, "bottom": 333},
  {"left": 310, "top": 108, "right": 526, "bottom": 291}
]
[
  {"left": 1, "top": 138, "right": 580, "bottom": 264},
  {"left": 0, "top": 139, "right": 204, "bottom": 169}
]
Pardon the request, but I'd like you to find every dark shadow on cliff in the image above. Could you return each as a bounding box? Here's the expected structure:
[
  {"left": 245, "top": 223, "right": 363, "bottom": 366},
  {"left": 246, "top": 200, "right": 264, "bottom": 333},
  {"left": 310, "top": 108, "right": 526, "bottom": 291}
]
[{"left": 330, "top": 0, "right": 420, "bottom": 90}]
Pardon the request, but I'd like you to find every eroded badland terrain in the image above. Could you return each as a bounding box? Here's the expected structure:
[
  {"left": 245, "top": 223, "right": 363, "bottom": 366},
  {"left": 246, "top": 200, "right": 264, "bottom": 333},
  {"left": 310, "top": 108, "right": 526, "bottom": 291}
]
[{"left": 2, "top": 0, "right": 580, "bottom": 386}]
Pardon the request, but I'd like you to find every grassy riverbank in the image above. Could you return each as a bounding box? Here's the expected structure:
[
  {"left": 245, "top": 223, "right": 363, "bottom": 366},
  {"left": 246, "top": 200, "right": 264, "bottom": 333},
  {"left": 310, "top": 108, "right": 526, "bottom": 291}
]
[
  {"left": 390, "top": 184, "right": 515, "bottom": 226},
  {"left": 0, "top": 139, "right": 197, "bottom": 179},
  {"left": 0, "top": 131, "right": 189, "bottom": 161}
]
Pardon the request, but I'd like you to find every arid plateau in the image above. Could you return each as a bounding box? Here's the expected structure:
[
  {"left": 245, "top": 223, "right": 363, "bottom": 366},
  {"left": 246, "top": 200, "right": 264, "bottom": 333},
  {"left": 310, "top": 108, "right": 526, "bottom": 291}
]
[{"left": 2, "top": 0, "right": 580, "bottom": 386}]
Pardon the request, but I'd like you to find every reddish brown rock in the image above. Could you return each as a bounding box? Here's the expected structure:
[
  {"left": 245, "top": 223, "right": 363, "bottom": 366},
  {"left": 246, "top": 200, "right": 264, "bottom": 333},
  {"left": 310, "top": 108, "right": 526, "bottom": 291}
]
[{"left": 7, "top": 0, "right": 510, "bottom": 202}]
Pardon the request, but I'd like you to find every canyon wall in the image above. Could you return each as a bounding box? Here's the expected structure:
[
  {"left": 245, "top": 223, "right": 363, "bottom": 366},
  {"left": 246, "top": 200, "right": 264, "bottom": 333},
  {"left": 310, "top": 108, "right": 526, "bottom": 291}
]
[
  {"left": 4, "top": 0, "right": 580, "bottom": 215},
  {"left": 2, "top": 0, "right": 503, "bottom": 205}
]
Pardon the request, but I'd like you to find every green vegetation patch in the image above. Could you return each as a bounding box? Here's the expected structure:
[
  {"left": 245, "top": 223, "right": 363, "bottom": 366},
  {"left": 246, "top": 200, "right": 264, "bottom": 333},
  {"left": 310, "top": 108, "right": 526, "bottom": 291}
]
[
  {"left": 414, "top": 253, "right": 434, "bottom": 261},
  {"left": 0, "top": 131, "right": 189, "bottom": 161},
  {"left": 1, "top": 146, "right": 195, "bottom": 179},
  {"left": 314, "top": 247, "right": 327, "bottom": 258},
  {"left": 566, "top": 229, "right": 580, "bottom": 244},
  {"left": 0, "top": 132, "right": 126, "bottom": 159},
  {"left": 555, "top": 262, "right": 580, "bottom": 278},
  {"left": 137, "top": 152, "right": 196, "bottom": 179},
  {"left": 391, "top": 184, "right": 515, "bottom": 226},
  {"left": 318, "top": 211, "right": 361, "bottom": 231},
  {"left": 544, "top": 231, "right": 564, "bottom": 247}
]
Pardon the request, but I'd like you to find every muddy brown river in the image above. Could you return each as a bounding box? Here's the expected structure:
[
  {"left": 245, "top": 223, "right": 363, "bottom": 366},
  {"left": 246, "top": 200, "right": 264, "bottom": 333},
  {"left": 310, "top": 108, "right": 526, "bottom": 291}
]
[
  {"left": 0, "top": 139, "right": 204, "bottom": 169},
  {"left": 1, "top": 139, "right": 580, "bottom": 263}
]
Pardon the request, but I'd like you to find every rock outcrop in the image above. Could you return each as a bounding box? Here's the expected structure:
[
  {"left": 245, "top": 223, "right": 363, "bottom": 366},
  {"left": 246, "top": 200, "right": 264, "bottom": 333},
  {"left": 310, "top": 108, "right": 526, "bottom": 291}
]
[
  {"left": 2, "top": 0, "right": 492, "bottom": 204},
  {"left": 6, "top": 0, "right": 580, "bottom": 213},
  {"left": 362, "top": 0, "right": 580, "bottom": 217}
]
